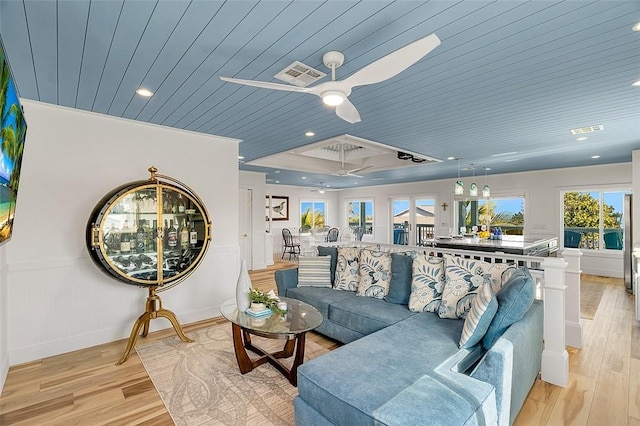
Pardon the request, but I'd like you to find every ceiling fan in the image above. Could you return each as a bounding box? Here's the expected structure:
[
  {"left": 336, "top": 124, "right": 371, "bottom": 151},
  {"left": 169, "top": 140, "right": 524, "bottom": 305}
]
[
  {"left": 330, "top": 143, "right": 370, "bottom": 178},
  {"left": 220, "top": 33, "right": 441, "bottom": 123}
]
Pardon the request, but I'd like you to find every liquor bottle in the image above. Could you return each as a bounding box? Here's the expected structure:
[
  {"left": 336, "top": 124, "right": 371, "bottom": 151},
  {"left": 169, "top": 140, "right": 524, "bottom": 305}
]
[
  {"left": 120, "top": 223, "right": 131, "bottom": 254},
  {"left": 167, "top": 219, "right": 178, "bottom": 249},
  {"left": 178, "top": 194, "right": 186, "bottom": 213},
  {"left": 180, "top": 219, "right": 189, "bottom": 250},
  {"left": 189, "top": 221, "right": 198, "bottom": 248},
  {"left": 163, "top": 219, "right": 169, "bottom": 250},
  {"left": 135, "top": 220, "right": 146, "bottom": 253},
  {"left": 150, "top": 219, "right": 157, "bottom": 251}
]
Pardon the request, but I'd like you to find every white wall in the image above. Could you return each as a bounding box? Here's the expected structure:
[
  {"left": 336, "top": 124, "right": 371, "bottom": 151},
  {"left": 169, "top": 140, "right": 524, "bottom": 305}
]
[
  {"left": 239, "top": 170, "right": 268, "bottom": 270},
  {"left": 0, "top": 245, "right": 8, "bottom": 391},
  {"left": 5, "top": 100, "right": 240, "bottom": 365},
  {"left": 268, "top": 163, "right": 631, "bottom": 277}
]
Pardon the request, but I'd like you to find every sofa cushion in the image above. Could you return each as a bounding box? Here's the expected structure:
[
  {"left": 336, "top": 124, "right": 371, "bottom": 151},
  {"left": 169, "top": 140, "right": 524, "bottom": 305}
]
[
  {"left": 408, "top": 254, "right": 444, "bottom": 312},
  {"left": 298, "top": 256, "right": 332, "bottom": 287},
  {"left": 317, "top": 246, "right": 338, "bottom": 282},
  {"left": 439, "top": 255, "right": 515, "bottom": 319},
  {"left": 459, "top": 283, "right": 498, "bottom": 348},
  {"left": 285, "top": 286, "right": 354, "bottom": 319},
  {"left": 357, "top": 249, "right": 392, "bottom": 299},
  {"left": 385, "top": 252, "right": 413, "bottom": 305},
  {"left": 297, "top": 313, "right": 466, "bottom": 425},
  {"left": 329, "top": 296, "right": 415, "bottom": 335},
  {"left": 483, "top": 267, "right": 535, "bottom": 349},
  {"left": 334, "top": 247, "right": 361, "bottom": 291}
]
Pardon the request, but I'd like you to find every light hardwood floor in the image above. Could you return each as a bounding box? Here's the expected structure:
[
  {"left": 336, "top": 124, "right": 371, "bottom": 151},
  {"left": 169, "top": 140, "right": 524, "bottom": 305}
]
[{"left": 0, "top": 263, "right": 637, "bottom": 425}]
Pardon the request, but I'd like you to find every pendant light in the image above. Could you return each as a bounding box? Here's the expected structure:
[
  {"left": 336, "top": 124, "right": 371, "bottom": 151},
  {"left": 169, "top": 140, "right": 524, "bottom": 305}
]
[
  {"left": 482, "top": 167, "right": 491, "bottom": 198},
  {"left": 469, "top": 164, "right": 478, "bottom": 197},
  {"left": 454, "top": 159, "right": 464, "bottom": 195}
]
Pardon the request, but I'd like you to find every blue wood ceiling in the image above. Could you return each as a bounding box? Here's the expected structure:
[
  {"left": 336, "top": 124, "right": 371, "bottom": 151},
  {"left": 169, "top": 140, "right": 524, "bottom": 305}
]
[{"left": 1, "top": 1, "right": 639, "bottom": 188}]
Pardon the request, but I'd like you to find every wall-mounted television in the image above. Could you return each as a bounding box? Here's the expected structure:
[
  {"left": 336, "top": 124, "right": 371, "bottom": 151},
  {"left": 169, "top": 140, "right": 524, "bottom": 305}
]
[{"left": 0, "top": 36, "right": 27, "bottom": 244}]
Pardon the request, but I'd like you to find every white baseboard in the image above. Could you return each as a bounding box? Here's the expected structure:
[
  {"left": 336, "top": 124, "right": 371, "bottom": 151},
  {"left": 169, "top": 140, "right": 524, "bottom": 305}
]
[
  {"left": 8, "top": 305, "right": 222, "bottom": 366},
  {"left": 0, "top": 355, "right": 8, "bottom": 395}
]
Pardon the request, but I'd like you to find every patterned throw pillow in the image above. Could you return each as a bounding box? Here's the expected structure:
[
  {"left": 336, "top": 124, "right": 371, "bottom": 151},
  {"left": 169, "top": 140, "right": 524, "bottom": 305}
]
[
  {"left": 408, "top": 254, "right": 445, "bottom": 312},
  {"left": 439, "top": 254, "right": 515, "bottom": 319},
  {"left": 459, "top": 283, "right": 498, "bottom": 348},
  {"left": 334, "top": 247, "right": 361, "bottom": 291},
  {"left": 297, "top": 256, "right": 332, "bottom": 287},
  {"left": 357, "top": 249, "right": 392, "bottom": 299}
]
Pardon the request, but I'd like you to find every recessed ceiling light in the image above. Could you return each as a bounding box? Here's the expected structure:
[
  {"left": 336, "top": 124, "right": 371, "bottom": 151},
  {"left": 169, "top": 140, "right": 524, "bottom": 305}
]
[
  {"left": 633, "top": 80, "right": 640, "bottom": 87},
  {"left": 238, "top": 155, "right": 245, "bottom": 159},
  {"left": 447, "top": 156, "right": 456, "bottom": 160},
  {"left": 591, "top": 155, "right": 600, "bottom": 159},
  {"left": 633, "top": 21, "right": 640, "bottom": 31},
  {"left": 576, "top": 137, "right": 588, "bottom": 141},
  {"left": 305, "top": 131, "right": 315, "bottom": 137},
  {"left": 275, "top": 180, "right": 280, "bottom": 183},
  {"left": 135, "top": 88, "right": 153, "bottom": 97},
  {"left": 301, "top": 176, "right": 306, "bottom": 179}
]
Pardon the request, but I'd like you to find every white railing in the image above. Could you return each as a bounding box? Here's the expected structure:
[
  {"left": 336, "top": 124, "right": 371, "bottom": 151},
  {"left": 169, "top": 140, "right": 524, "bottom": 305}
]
[{"left": 320, "top": 241, "right": 580, "bottom": 388}]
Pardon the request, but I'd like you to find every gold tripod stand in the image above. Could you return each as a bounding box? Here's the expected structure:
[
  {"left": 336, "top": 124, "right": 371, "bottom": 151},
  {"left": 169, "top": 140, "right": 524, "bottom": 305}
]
[{"left": 116, "top": 286, "right": 194, "bottom": 365}]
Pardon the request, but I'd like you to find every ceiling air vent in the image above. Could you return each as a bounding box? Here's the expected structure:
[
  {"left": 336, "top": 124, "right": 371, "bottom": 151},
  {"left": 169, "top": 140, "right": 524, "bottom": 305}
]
[
  {"left": 570, "top": 125, "right": 604, "bottom": 135},
  {"left": 274, "top": 61, "right": 326, "bottom": 87}
]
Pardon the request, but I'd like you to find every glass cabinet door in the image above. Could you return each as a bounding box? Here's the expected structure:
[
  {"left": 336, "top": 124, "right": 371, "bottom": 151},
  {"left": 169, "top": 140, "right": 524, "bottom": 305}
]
[{"left": 88, "top": 176, "right": 211, "bottom": 288}]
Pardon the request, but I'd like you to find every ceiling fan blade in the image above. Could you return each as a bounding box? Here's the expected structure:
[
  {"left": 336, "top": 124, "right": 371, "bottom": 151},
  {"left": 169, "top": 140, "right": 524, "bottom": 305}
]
[
  {"left": 345, "top": 33, "right": 440, "bottom": 88},
  {"left": 335, "top": 98, "right": 361, "bottom": 123},
  {"left": 220, "top": 76, "right": 314, "bottom": 94},
  {"left": 348, "top": 165, "right": 371, "bottom": 174}
]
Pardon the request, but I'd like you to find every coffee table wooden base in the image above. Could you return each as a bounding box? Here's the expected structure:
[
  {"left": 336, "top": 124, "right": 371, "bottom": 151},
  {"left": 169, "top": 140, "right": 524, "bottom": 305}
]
[{"left": 230, "top": 322, "right": 306, "bottom": 386}]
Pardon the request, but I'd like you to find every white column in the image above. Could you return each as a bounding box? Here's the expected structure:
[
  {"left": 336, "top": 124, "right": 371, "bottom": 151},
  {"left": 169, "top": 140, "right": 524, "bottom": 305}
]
[
  {"left": 541, "top": 257, "right": 569, "bottom": 387},
  {"left": 561, "top": 249, "right": 583, "bottom": 348}
]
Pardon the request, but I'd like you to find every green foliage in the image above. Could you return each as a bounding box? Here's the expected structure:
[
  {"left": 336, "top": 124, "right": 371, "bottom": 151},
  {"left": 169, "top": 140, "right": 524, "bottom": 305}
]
[
  {"left": 564, "top": 192, "right": 619, "bottom": 228},
  {"left": 300, "top": 208, "right": 325, "bottom": 228},
  {"left": 248, "top": 288, "right": 285, "bottom": 315}
]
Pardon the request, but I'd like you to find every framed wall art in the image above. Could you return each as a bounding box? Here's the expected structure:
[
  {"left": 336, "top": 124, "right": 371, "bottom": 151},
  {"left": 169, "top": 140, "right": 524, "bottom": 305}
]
[{"left": 266, "top": 195, "right": 289, "bottom": 221}]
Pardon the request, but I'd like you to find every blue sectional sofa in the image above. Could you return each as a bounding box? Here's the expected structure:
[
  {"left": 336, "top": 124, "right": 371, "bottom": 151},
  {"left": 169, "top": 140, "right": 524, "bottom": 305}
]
[{"left": 275, "top": 248, "right": 544, "bottom": 426}]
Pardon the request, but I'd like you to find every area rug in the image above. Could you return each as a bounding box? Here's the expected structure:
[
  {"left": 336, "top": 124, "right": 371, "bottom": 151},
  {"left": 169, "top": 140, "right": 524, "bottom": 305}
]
[
  {"left": 136, "top": 324, "right": 329, "bottom": 426},
  {"left": 581, "top": 278, "right": 605, "bottom": 320}
]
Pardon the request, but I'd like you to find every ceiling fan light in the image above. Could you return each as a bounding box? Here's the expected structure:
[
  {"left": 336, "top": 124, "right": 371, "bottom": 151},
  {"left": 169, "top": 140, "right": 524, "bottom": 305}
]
[{"left": 322, "top": 91, "right": 344, "bottom": 106}]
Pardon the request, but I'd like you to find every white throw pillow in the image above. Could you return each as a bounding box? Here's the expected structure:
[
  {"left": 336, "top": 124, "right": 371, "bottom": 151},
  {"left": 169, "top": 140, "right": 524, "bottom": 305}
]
[
  {"left": 408, "top": 254, "right": 445, "bottom": 312},
  {"left": 357, "top": 249, "right": 392, "bottom": 299}
]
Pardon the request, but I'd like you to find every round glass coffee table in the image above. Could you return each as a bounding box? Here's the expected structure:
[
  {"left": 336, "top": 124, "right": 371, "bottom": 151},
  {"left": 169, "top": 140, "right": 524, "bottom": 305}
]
[{"left": 220, "top": 297, "right": 323, "bottom": 386}]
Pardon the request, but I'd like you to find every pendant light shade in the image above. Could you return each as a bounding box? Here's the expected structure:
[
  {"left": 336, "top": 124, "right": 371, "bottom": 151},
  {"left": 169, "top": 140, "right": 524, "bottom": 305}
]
[
  {"left": 454, "top": 159, "right": 464, "bottom": 195},
  {"left": 469, "top": 183, "right": 478, "bottom": 197},
  {"left": 482, "top": 185, "right": 491, "bottom": 198}
]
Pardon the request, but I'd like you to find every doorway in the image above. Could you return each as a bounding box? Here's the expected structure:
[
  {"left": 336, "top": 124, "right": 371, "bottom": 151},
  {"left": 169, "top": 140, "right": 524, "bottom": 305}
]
[
  {"left": 391, "top": 197, "right": 436, "bottom": 246},
  {"left": 239, "top": 187, "right": 253, "bottom": 269}
]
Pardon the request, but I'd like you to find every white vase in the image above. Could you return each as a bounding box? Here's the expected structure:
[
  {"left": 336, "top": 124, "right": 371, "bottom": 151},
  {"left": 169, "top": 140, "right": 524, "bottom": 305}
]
[{"left": 236, "top": 259, "right": 251, "bottom": 311}]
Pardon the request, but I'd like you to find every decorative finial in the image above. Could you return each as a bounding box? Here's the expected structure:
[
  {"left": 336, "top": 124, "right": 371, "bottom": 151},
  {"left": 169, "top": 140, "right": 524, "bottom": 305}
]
[{"left": 148, "top": 166, "right": 158, "bottom": 181}]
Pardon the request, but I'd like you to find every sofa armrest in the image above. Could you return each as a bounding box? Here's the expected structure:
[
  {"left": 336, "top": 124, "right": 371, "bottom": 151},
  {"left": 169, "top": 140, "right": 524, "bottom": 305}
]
[{"left": 275, "top": 267, "right": 299, "bottom": 297}]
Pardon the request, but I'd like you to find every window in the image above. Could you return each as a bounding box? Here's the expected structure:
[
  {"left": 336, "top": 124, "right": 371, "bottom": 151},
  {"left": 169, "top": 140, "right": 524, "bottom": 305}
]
[
  {"left": 457, "top": 196, "right": 524, "bottom": 235},
  {"left": 347, "top": 200, "right": 374, "bottom": 235},
  {"left": 300, "top": 200, "right": 326, "bottom": 230},
  {"left": 562, "top": 190, "right": 628, "bottom": 250}
]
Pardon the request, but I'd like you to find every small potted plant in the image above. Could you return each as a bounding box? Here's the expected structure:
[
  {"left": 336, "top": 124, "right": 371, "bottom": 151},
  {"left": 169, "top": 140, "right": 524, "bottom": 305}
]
[{"left": 248, "top": 288, "right": 286, "bottom": 315}]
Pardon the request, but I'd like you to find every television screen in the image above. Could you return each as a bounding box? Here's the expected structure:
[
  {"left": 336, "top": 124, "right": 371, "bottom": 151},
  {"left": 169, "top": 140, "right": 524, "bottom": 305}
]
[{"left": 0, "top": 36, "right": 27, "bottom": 244}]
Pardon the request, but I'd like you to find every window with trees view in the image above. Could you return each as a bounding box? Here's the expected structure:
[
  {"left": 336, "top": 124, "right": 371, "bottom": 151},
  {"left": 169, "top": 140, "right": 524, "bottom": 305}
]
[
  {"left": 457, "top": 197, "right": 524, "bottom": 235},
  {"left": 347, "top": 200, "right": 374, "bottom": 235},
  {"left": 300, "top": 201, "right": 326, "bottom": 231},
  {"left": 563, "top": 190, "right": 628, "bottom": 250}
]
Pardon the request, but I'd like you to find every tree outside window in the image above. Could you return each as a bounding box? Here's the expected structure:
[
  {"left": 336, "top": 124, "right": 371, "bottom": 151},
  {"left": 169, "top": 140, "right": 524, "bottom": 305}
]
[
  {"left": 457, "top": 197, "right": 524, "bottom": 235},
  {"left": 563, "top": 191, "right": 627, "bottom": 250},
  {"left": 300, "top": 201, "right": 325, "bottom": 231},
  {"left": 347, "top": 200, "right": 374, "bottom": 234}
]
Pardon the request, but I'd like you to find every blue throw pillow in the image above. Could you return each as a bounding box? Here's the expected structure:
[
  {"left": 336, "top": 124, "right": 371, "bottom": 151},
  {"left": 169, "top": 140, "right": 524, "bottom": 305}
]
[
  {"left": 482, "top": 267, "right": 534, "bottom": 350},
  {"left": 385, "top": 253, "right": 413, "bottom": 304},
  {"left": 317, "top": 246, "right": 338, "bottom": 283}
]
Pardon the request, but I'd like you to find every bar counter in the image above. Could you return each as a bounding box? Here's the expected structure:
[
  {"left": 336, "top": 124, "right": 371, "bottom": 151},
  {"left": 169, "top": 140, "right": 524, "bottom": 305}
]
[{"left": 424, "top": 235, "right": 558, "bottom": 256}]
